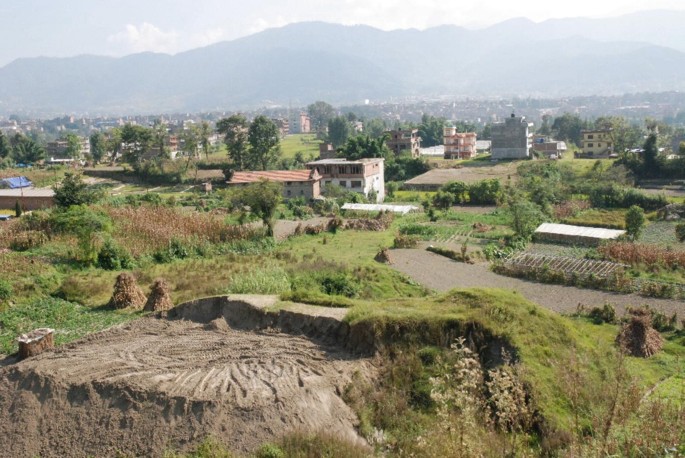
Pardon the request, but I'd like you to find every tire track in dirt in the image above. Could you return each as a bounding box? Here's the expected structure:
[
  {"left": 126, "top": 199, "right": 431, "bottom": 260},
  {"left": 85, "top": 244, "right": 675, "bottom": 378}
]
[{"left": 0, "top": 313, "right": 374, "bottom": 457}]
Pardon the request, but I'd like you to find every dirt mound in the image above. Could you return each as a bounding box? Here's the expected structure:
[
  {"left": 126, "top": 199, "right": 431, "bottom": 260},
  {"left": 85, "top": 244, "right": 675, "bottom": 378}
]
[
  {"left": 144, "top": 278, "right": 174, "bottom": 312},
  {"left": 616, "top": 308, "right": 664, "bottom": 357},
  {"left": 108, "top": 272, "right": 146, "bottom": 309},
  {"left": 0, "top": 298, "right": 375, "bottom": 457}
]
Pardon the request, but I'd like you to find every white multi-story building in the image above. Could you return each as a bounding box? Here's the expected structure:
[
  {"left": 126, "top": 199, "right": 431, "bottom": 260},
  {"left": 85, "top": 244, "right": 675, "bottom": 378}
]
[{"left": 306, "top": 158, "right": 385, "bottom": 202}]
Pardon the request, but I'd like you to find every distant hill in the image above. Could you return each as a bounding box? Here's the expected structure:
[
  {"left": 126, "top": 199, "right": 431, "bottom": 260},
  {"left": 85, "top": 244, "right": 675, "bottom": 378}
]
[{"left": 2, "top": 11, "right": 685, "bottom": 114}]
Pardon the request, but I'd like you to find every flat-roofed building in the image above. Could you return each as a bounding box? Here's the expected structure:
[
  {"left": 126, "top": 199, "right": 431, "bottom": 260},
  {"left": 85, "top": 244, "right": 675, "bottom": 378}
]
[
  {"left": 491, "top": 113, "right": 532, "bottom": 159},
  {"left": 306, "top": 158, "right": 385, "bottom": 202},
  {"left": 385, "top": 129, "right": 421, "bottom": 158},
  {"left": 581, "top": 129, "right": 614, "bottom": 157}
]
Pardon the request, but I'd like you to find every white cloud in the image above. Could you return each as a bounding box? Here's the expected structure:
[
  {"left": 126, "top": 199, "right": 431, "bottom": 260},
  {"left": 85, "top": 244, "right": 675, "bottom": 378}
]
[{"left": 108, "top": 22, "right": 179, "bottom": 54}]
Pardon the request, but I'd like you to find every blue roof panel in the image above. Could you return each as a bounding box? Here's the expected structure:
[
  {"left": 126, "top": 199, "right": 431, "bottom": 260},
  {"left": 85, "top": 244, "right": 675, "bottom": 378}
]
[{"left": 0, "top": 176, "right": 32, "bottom": 189}]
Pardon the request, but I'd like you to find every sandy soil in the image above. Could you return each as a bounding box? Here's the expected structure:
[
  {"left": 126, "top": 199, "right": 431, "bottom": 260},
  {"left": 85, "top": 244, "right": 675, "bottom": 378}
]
[
  {"left": 0, "top": 297, "right": 373, "bottom": 457},
  {"left": 390, "top": 249, "right": 685, "bottom": 316}
]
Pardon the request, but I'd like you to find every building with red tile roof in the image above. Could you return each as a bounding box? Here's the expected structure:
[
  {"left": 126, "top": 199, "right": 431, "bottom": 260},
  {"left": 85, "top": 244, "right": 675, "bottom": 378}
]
[{"left": 227, "top": 169, "right": 321, "bottom": 200}]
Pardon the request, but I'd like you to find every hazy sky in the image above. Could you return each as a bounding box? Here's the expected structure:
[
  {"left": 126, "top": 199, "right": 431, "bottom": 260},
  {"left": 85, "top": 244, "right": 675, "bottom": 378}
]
[{"left": 1, "top": 0, "right": 684, "bottom": 66}]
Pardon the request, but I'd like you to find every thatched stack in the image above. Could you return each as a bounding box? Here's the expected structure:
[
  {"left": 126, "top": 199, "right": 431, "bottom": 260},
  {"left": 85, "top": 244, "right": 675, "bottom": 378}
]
[
  {"left": 144, "top": 278, "right": 174, "bottom": 312},
  {"left": 616, "top": 308, "right": 664, "bottom": 357},
  {"left": 375, "top": 248, "right": 393, "bottom": 265},
  {"left": 108, "top": 273, "right": 146, "bottom": 309}
]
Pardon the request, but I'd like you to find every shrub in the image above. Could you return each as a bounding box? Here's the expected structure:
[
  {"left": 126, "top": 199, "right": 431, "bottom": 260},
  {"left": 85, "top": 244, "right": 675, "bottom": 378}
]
[
  {"left": 587, "top": 303, "right": 617, "bottom": 324},
  {"left": 320, "top": 272, "right": 360, "bottom": 297},
  {"left": 625, "top": 205, "right": 645, "bottom": 240},
  {"left": 676, "top": 223, "right": 685, "bottom": 242},
  {"left": 97, "top": 239, "right": 134, "bottom": 270},
  {"left": 468, "top": 179, "right": 502, "bottom": 205},
  {"left": 393, "top": 234, "right": 419, "bottom": 248}
]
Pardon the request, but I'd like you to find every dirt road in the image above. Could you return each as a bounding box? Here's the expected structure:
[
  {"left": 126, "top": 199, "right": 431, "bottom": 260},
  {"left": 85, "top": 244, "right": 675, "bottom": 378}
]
[{"left": 390, "top": 249, "right": 684, "bottom": 316}]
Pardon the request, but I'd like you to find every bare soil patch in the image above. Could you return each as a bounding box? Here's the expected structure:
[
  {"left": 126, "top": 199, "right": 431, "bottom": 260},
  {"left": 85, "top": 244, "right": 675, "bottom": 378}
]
[
  {"left": 390, "top": 249, "right": 684, "bottom": 316},
  {"left": 0, "top": 297, "right": 373, "bottom": 457}
]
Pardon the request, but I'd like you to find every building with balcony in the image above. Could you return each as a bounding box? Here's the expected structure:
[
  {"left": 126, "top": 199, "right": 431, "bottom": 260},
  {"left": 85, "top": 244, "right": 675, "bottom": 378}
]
[
  {"left": 306, "top": 158, "right": 385, "bottom": 202},
  {"left": 443, "top": 127, "right": 477, "bottom": 160},
  {"left": 385, "top": 129, "right": 421, "bottom": 158}
]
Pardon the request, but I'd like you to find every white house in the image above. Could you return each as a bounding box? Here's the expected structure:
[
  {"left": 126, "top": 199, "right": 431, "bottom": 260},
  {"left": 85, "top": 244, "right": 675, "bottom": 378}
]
[{"left": 305, "top": 158, "right": 385, "bottom": 202}]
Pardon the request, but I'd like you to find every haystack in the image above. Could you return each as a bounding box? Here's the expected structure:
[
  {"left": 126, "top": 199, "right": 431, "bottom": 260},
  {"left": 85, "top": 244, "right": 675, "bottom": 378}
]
[
  {"left": 144, "top": 278, "right": 174, "bottom": 312},
  {"left": 616, "top": 308, "right": 664, "bottom": 358},
  {"left": 375, "top": 248, "right": 393, "bottom": 264},
  {"left": 108, "top": 272, "right": 146, "bottom": 309}
]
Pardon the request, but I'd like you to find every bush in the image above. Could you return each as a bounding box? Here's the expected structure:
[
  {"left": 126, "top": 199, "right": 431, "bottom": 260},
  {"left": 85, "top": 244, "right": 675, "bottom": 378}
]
[
  {"left": 676, "top": 223, "right": 685, "bottom": 242},
  {"left": 320, "top": 272, "right": 360, "bottom": 297},
  {"left": 97, "top": 239, "right": 134, "bottom": 270},
  {"left": 625, "top": 205, "right": 645, "bottom": 240},
  {"left": 393, "top": 234, "right": 419, "bottom": 248},
  {"left": 468, "top": 179, "right": 502, "bottom": 205},
  {"left": 588, "top": 303, "right": 617, "bottom": 324}
]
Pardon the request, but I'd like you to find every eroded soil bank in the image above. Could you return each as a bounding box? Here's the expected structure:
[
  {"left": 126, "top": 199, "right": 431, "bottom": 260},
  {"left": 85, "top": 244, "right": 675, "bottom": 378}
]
[{"left": 0, "top": 296, "right": 375, "bottom": 457}]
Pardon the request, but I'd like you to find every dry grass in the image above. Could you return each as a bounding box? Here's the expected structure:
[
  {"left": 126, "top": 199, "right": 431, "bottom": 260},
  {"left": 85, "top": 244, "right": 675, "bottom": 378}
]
[
  {"left": 103, "top": 206, "right": 258, "bottom": 256},
  {"left": 599, "top": 242, "right": 685, "bottom": 269}
]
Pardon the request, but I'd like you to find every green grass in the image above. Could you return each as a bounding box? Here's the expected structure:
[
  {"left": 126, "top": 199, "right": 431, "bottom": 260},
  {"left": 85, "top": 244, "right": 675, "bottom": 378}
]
[
  {"left": 280, "top": 133, "right": 321, "bottom": 160},
  {"left": 563, "top": 208, "right": 628, "bottom": 229},
  {"left": 0, "top": 297, "right": 139, "bottom": 354},
  {"left": 641, "top": 220, "right": 683, "bottom": 247},
  {"left": 342, "top": 288, "right": 685, "bottom": 433}
]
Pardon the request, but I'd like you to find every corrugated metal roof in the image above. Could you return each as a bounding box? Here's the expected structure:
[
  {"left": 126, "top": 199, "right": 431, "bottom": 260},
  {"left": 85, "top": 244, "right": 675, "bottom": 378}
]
[
  {"left": 0, "top": 187, "right": 55, "bottom": 197},
  {"left": 307, "top": 158, "right": 383, "bottom": 165},
  {"left": 341, "top": 203, "right": 419, "bottom": 214},
  {"left": 228, "top": 170, "right": 317, "bottom": 184},
  {"left": 535, "top": 223, "right": 625, "bottom": 240}
]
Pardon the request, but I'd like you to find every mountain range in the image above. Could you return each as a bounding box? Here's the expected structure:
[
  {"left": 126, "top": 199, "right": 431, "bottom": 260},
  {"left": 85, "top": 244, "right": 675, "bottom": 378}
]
[{"left": 2, "top": 10, "right": 685, "bottom": 115}]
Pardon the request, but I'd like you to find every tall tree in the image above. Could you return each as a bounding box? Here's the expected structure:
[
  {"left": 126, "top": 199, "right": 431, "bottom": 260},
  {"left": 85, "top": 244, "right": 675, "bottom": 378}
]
[
  {"left": 307, "top": 101, "right": 335, "bottom": 136},
  {"left": 106, "top": 128, "right": 123, "bottom": 164},
  {"left": 217, "top": 114, "right": 249, "bottom": 170},
  {"left": 364, "top": 118, "right": 387, "bottom": 139},
  {"left": 248, "top": 116, "right": 281, "bottom": 171},
  {"left": 0, "top": 130, "right": 10, "bottom": 159},
  {"left": 64, "top": 133, "right": 82, "bottom": 159},
  {"left": 551, "top": 113, "right": 586, "bottom": 146},
  {"left": 10, "top": 134, "right": 45, "bottom": 164},
  {"left": 152, "top": 121, "right": 169, "bottom": 159},
  {"left": 120, "top": 124, "right": 153, "bottom": 166},
  {"left": 327, "top": 116, "right": 352, "bottom": 148},
  {"left": 89, "top": 132, "right": 106, "bottom": 163},
  {"left": 418, "top": 114, "right": 446, "bottom": 147},
  {"left": 199, "top": 121, "right": 212, "bottom": 160},
  {"left": 641, "top": 133, "right": 660, "bottom": 178},
  {"left": 337, "top": 134, "right": 389, "bottom": 160},
  {"left": 236, "top": 180, "right": 283, "bottom": 237}
]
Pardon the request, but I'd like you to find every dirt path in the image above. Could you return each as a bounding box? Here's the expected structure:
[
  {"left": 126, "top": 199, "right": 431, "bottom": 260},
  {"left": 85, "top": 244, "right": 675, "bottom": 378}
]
[
  {"left": 0, "top": 298, "right": 373, "bottom": 457},
  {"left": 390, "top": 249, "right": 684, "bottom": 316}
]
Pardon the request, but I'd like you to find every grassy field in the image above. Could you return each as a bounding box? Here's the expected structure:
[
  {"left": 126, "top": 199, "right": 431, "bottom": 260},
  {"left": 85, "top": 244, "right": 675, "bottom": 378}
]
[
  {"left": 562, "top": 208, "right": 628, "bottom": 229},
  {"left": 280, "top": 133, "right": 321, "bottom": 160}
]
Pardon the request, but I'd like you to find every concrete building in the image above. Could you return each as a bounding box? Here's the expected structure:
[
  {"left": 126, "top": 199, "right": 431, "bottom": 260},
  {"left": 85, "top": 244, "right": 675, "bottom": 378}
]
[
  {"left": 385, "top": 129, "right": 421, "bottom": 158},
  {"left": 226, "top": 169, "right": 322, "bottom": 200},
  {"left": 289, "top": 112, "right": 311, "bottom": 134},
  {"left": 491, "top": 114, "right": 532, "bottom": 159},
  {"left": 306, "top": 158, "right": 385, "bottom": 202},
  {"left": 319, "top": 143, "right": 336, "bottom": 160},
  {"left": 46, "top": 136, "right": 90, "bottom": 159},
  {"left": 581, "top": 129, "right": 614, "bottom": 157},
  {"left": 443, "top": 127, "right": 477, "bottom": 160}
]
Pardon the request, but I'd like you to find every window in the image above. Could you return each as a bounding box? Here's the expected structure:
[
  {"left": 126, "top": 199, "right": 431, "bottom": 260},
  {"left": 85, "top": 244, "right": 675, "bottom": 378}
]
[
  {"left": 300, "top": 190, "right": 304, "bottom": 195},
  {"left": 339, "top": 181, "right": 347, "bottom": 187},
  {"left": 587, "top": 143, "right": 594, "bottom": 147},
  {"left": 587, "top": 134, "right": 594, "bottom": 139},
  {"left": 286, "top": 181, "right": 292, "bottom": 186},
  {"left": 597, "top": 143, "right": 602, "bottom": 148},
  {"left": 351, "top": 180, "right": 362, "bottom": 188},
  {"left": 286, "top": 190, "right": 291, "bottom": 196},
  {"left": 351, "top": 165, "right": 361, "bottom": 174}
]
